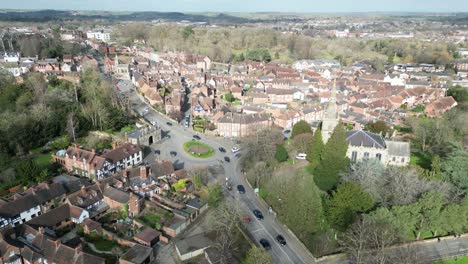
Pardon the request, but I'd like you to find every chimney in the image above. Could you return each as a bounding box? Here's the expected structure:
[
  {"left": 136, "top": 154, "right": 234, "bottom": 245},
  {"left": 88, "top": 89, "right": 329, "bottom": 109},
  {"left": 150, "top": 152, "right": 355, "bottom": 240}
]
[
  {"left": 111, "top": 142, "right": 117, "bottom": 150},
  {"left": 140, "top": 166, "right": 147, "bottom": 179},
  {"left": 75, "top": 243, "right": 83, "bottom": 254},
  {"left": 91, "top": 148, "right": 96, "bottom": 153},
  {"left": 54, "top": 239, "right": 61, "bottom": 248}
]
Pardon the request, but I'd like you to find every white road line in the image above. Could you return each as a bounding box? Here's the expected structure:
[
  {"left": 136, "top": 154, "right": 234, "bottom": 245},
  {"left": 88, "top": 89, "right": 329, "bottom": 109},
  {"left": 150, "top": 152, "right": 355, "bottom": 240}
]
[{"left": 251, "top": 228, "right": 265, "bottom": 233}]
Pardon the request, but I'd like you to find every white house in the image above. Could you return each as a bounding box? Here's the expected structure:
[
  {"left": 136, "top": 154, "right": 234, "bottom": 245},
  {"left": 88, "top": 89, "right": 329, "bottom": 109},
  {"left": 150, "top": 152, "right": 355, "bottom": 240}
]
[
  {"left": 86, "top": 31, "right": 111, "bottom": 42},
  {"left": 293, "top": 90, "right": 305, "bottom": 101}
]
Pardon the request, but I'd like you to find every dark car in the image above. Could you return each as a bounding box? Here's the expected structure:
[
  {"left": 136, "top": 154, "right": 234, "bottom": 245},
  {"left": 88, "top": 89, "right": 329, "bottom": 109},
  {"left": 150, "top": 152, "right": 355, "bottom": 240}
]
[
  {"left": 166, "top": 122, "right": 173, "bottom": 126},
  {"left": 259, "top": 239, "right": 271, "bottom": 250},
  {"left": 170, "top": 151, "right": 177, "bottom": 157},
  {"left": 237, "top": 185, "right": 245, "bottom": 194},
  {"left": 253, "top": 209, "right": 264, "bottom": 220},
  {"left": 224, "top": 156, "right": 230, "bottom": 162},
  {"left": 276, "top": 235, "right": 286, "bottom": 246},
  {"left": 154, "top": 150, "right": 161, "bottom": 155},
  {"left": 219, "top": 147, "right": 226, "bottom": 153},
  {"left": 284, "top": 130, "right": 291, "bottom": 134},
  {"left": 193, "top": 135, "right": 201, "bottom": 140},
  {"left": 235, "top": 153, "right": 242, "bottom": 158}
]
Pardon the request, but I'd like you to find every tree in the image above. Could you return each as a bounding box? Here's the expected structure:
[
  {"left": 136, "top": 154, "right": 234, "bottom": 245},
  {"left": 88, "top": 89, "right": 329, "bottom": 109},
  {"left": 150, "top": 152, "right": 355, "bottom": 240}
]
[
  {"left": 291, "top": 120, "right": 312, "bottom": 138},
  {"left": 243, "top": 246, "right": 271, "bottom": 264},
  {"left": 182, "top": 26, "right": 194, "bottom": 40},
  {"left": 441, "top": 150, "right": 468, "bottom": 191},
  {"left": 327, "top": 182, "right": 374, "bottom": 230},
  {"left": 172, "top": 179, "right": 187, "bottom": 192},
  {"left": 307, "top": 129, "right": 323, "bottom": 169},
  {"left": 208, "top": 184, "right": 223, "bottom": 208},
  {"left": 447, "top": 85, "right": 468, "bottom": 104},
  {"left": 340, "top": 216, "right": 402, "bottom": 264},
  {"left": 365, "top": 120, "right": 391, "bottom": 138},
  {"left": 224, "top": 91, "right": 235, "bottom": 102},
  {"left": 274, "top": 144, "right": 289, "bottom": 162},
  {"left": 314, "top": 122, "right": 349, "bottom": 191},
  {"left": 291, "top": 132, "right": 313, "bottom": 154}
]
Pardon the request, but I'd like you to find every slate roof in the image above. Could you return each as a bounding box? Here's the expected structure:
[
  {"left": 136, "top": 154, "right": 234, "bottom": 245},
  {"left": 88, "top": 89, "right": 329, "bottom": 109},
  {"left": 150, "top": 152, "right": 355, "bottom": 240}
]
[
  {"left": 186, "top": 197, "right": 207, "bottom": 210},
  {"left": 27, "top": 204, "right": 71, "bottom": 229},
  {"left": 385, "top": 140, "right": 410, "bottom": 157},
  {"left": 346, "top": 130, "right": 386, "bottom": 149},
  {"left": 120, "top": 244, "right": 153, "bottom": 264},
  {"left": 0, "top": 183, "right": 66, "bottom": 218},
  {"left": 102, "top": 143, "right": 141, "bottom": 163},
  {"left": 175, "top": 233, "right": 214, "bottom": 256},
  {"left": 134, "top": 227, "right": 161, "bottom": 244},
  {"left": 102, "top": 185, "right": 129, "bottom": 204}
]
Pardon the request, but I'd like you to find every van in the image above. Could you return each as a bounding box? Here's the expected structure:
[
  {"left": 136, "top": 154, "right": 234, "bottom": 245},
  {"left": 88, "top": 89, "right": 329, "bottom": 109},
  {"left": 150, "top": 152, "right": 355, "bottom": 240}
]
[{"left": 295, "top": 153, "right": 307, "bottom": 160}]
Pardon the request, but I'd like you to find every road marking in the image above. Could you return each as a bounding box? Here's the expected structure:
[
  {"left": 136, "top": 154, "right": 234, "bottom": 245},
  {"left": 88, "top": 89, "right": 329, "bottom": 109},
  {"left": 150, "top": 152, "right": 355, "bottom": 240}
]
[{"left": 251, "top": 228, "right": 265, "bottom": 233}]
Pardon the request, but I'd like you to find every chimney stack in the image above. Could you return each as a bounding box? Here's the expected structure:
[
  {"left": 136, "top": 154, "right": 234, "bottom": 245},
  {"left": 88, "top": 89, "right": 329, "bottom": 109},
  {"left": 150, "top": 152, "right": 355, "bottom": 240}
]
[
  {"left": 75, "top": 243, "right": 83, "bottom": 254},
  {"left": 140, "top": 166, "right": 147, "bottom": 179}
]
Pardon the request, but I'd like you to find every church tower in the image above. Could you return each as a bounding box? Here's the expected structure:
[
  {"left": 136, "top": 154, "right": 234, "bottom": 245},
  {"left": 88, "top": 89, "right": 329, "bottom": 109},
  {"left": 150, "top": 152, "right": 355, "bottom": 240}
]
[{"left": 321, "top": 79, "right": 339, "bottom": 144}]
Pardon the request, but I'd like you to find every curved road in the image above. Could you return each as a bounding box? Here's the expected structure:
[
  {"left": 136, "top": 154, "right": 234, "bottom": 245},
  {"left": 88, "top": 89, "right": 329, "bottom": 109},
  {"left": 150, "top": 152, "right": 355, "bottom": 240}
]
[{"left": 125, "top": 83, "right": 315, "bottom": 264}]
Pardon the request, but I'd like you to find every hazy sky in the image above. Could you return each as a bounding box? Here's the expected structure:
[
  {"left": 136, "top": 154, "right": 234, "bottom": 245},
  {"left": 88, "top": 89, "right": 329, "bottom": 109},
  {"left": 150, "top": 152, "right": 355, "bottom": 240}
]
[{"left": 1, "top": 0, "right": 468, "bottom": 13}]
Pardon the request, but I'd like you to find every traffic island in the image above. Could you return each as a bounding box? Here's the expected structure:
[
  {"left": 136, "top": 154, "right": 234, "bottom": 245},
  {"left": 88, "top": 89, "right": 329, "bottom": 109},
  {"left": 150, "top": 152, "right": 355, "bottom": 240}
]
[{"left": 183, "top": 141, "right": 215, "bottom": 158}]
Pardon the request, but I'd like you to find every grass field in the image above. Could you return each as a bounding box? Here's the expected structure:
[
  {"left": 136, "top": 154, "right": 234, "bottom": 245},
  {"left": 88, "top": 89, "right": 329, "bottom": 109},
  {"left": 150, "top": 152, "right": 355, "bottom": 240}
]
[
  {"left": 183, "top": 141, "right": 215, "bottom": 158},
  {"left": 434, "top": 256, "right": 468, "bottom": 264}
]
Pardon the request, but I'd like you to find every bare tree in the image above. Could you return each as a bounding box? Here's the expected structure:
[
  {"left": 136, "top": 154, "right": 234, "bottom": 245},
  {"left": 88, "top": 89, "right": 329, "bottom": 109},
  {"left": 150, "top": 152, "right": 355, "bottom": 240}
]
[
  {"left": 66, "top": 112, "right": 79, "bottom": 142},
  {"left": 207, "top": 201, "right": 243, "bottom": 264}
]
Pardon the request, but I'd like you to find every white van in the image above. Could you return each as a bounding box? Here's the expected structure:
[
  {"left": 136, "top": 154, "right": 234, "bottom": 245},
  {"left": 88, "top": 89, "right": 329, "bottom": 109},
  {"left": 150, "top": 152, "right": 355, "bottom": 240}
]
[
  {"left": 295, "top": 153, "right": 307, "bottom": 160},
  {"left": 231, "top": 146, "right": 241, "bottom": 153}
]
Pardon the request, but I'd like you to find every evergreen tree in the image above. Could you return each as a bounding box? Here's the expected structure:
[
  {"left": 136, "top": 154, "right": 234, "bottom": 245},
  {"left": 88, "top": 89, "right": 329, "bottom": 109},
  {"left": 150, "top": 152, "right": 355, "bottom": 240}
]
[
  {"left": 275, "top": 144, "right": 289, "bottom": 162},
  {"left": 307, "top": 128, "right": 324, "bottom": 169},
  {"left": 327, "top": 182, "right": 374, "bottom": 231},
  {"left": 291, "top": 120, "right": 312, "bottom": 138},
  {"left": 314, "top": 122, "right": 349, "bottom": 191},
  {"left": 430, "top": 155, "right": 442, "bottom": 180}
]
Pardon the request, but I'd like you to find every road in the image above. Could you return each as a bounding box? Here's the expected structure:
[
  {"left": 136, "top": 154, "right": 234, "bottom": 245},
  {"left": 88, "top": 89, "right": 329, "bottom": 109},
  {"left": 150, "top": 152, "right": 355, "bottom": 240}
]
[{"left": 113, "top": 77, "right": 315, "bottom": 263}]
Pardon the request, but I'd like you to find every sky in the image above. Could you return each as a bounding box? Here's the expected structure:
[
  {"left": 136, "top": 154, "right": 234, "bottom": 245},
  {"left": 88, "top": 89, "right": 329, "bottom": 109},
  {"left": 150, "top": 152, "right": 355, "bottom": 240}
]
[{"left": 1, "top": 0, "right": 468, "bottom": 13}]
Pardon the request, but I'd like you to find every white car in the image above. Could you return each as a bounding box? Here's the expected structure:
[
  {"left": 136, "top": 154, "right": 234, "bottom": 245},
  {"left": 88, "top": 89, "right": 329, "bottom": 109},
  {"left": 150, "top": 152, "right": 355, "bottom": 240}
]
[
  {"left": 231, "top": 146, "right": 241, "bottom": 153},
  {"left": 295, "top": 153, "right": 307, "bottom": 160}
]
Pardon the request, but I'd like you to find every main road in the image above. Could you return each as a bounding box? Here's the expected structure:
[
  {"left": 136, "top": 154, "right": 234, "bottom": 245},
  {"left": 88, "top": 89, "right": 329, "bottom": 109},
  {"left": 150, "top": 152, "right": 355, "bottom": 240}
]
[{"left": 118, "top": 78, "right": 315, "bottom": 264}]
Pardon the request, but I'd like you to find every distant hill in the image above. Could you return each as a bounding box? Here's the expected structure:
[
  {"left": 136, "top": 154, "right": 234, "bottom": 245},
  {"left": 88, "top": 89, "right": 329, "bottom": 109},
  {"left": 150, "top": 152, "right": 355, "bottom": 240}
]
[{"left": 0, "top": 9, "right": 257, "bottom": 24}]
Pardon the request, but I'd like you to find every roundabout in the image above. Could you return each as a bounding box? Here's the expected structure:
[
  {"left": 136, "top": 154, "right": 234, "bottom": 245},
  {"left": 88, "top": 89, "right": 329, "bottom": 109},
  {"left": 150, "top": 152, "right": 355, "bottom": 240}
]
[{"left": 183, "top": 141, "right": 215, "bottom": 158}]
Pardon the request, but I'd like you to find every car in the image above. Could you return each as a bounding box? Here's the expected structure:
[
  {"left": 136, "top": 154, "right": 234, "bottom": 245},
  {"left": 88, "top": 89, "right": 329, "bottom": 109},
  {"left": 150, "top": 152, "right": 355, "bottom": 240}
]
[
  {"left": 219, "top": 147, "right": 226, "bottom": 153},
  {"left": 164, "top": 135, "right": 171, "bottom": 139},
  {"left": 166, "top": 122, "right": 173, "bottom": 126},
  {"left": 259, "top": 239, "right": 271, "bottom": 250},
  {"left": 170, "top": 151, "right": 177, "bottom": 157},
  {"left": 253, "top": 209, "right": 264, "bottom": 220},
  {"left": 284, "top": 136, "right": 288, "bottom": 141},
  {"left": 295, "top": 153, "right": 307, "bottom": 160},
  {"left": 224, "top": 156, "right": 230, "bottom": 162},
  {"left": 154, "top": 150, "right": 161, "bottom": 155},
  {"left": 231, "top": 146, "right": 241, "bottom": 153},
  {"left": 237, "top": 185, "right": 245, "bottom": 194},
  {"left": 193, "top": 135, "right": 201, "bottom": 140},
  {"left": 276, "top": 235, "right": 286, "bottom": 246},
  {"left": 284, "top": 130, "right": 291, "bottom": 134},
  {"left": 235, "top": 153, "right": 241, "bottom": 158}
]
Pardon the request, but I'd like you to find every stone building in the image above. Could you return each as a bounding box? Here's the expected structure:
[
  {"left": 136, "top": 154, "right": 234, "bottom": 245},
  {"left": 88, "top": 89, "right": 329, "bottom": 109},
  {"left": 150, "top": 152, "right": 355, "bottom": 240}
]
[{"left": 127, "top": 126, "right": 161, "bottom": 146}]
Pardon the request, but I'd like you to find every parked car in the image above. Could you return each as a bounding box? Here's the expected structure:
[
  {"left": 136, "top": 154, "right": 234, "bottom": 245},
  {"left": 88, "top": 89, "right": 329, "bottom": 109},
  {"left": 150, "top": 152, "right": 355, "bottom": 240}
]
[
  {"left": 253, "top": 209, "right": 264, "bottom": 220},
  {"left": 276, "top": 235, "right": 286, "bottom": 246},
  {"left": 284, "top": 130, "right": 291, "bottom": 134},
  {"left": 170, "top": 151, "right": 177, "bottom": 157},
  {"left": 295, "top": 153, "right": 307, "bottom": 160},
  {"left": 166, "top": 122, "right": 173, "bottom": 126},
  {"left": 154, "top": 150, "right": 161, "bottom": 155},
  {"left": 224, "top": 156, "right": 230, "bottom": 162},
  {"left": 231, "top": 146, "right": 241, "bottom": 153},
  {"left": 259, "top": 239, "right": 271, "bottom": 250},
  {"left": 235, "top": 153, "right": 242, "bottom": 158},
  {"left": 243, "top": 215, "right": 251, "bottom": 224},
  {"left": 193, "top": 135, "right": 201, "bottom": 140},
  {"left": 219, "top": 147, "right": 226, "bottom": 153},
  {"left": 237, "top": 185, "right": 246, "bottom": 194}
]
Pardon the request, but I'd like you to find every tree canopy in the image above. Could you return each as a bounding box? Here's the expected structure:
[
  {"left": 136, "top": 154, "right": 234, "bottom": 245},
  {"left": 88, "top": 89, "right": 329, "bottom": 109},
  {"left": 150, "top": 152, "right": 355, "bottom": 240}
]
[{"left": 291, "top": 120, "right": 312, "bottom": 138}]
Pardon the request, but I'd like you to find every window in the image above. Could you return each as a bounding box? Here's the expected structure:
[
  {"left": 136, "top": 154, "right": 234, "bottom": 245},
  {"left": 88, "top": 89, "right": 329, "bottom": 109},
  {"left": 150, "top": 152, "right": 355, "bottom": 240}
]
[
  {"left": 363, "top": 152, "right": 370, "bottom": 160},
  {"left": 401, "top": 158, "right": 405, "bottom": 163},
  {"left": 376, "top": 153, "right": 382, "bottom": 161},
  {"left": 392, "top": 157, "right": 396, "bottom": 162},
  {"left": 351, "top": 151, "right": 358, "bottom": 162}
]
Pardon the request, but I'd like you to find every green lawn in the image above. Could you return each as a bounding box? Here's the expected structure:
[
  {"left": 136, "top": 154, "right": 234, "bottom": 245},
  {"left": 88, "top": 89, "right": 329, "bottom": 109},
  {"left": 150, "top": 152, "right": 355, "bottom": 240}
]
[
  {"left": 434, "top": 256, "right": 468, "bottom": 264},
  {"left": 138, "top": 212, "right": 162, "bottom": 230},
  {"left": 231, "top": 101, "right": 242, "bottom": 106},
  {"left": 84, "top": 233, "right": 119, "bottom": 252},
  {"left": 183, "top": 141, "right": 215, "bottom": 158},
  {"left": 34, "top": 153, "right": 52, "bottom": 168}
]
